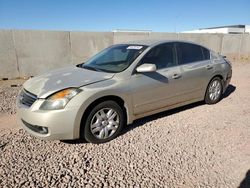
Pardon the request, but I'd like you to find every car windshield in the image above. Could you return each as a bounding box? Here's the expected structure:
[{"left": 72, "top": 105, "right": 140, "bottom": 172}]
[{"left": 80, "top": 44, "right": 147, "bottom": 73}]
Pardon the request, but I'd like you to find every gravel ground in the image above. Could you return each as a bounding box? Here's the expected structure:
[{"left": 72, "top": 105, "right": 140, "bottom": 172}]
[
  {"left": 0, "top": 80, "right": 24, "bottom": 114},
  {"left": 1, "top": 64, "right": 250, "bottom": 187}
]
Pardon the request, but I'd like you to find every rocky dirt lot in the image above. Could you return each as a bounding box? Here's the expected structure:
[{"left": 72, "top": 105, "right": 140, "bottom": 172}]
[{"left": 0, "top": 64, "right": 250, "bottom": 187}]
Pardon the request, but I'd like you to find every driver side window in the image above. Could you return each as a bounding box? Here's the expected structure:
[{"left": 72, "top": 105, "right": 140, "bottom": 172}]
[{"left": 140, "top": 43, "right": 176, "bottom": 70}]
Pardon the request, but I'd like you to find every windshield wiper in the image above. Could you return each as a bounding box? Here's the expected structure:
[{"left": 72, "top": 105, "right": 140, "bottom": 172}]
[
  {"left": 82, "top": 65, "right": 103, "bottom": 72},
  {"left": 81, "top": 65, "right": 117, "bottom": 73}
]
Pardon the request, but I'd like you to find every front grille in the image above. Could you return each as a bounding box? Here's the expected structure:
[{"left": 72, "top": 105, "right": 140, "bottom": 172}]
[{"left": 19, "top": 89, "right": 37, "bottom": 107}]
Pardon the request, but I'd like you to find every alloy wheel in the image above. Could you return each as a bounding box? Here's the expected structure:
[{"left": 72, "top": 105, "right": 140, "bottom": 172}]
[
  {"left": 90, "top": 108, "right": 120, "bottom": 139},
  {"left": 208, "top": 80, "right": 222, "bottom": 101}
]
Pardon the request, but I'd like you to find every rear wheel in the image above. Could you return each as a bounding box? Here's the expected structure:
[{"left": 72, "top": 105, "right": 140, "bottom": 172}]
[
  {"left": 205, "top": 77, "right": 223, "bottom": 104},
  {"left": 82, "top": 101, "right": 125, "bottom": 144}
]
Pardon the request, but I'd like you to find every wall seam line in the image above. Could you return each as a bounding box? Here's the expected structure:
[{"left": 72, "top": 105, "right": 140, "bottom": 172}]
[
  {"left": 238, "top": 34, "right": 243, "bottom": 62},
  {"left": 11, "top": 29, "right": 20, "bottom": 78},
  {"left": 219, "top": 34, "right": 224, "bottom": 54},
  {"left": 68, "top": 31, "right": 73, "bottom": 64}
]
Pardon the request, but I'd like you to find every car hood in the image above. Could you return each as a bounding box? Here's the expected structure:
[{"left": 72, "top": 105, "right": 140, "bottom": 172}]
[{"left": 23, "top": 66, "right": 115, "bottom": 98}]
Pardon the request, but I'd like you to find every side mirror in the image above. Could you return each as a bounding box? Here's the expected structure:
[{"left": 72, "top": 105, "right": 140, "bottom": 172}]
[
  {"left": 218, "top": 53, "right": 226, "bottom": 59},
  {"left": 136, "top": 63, "right": 156, "bottom": 73}
]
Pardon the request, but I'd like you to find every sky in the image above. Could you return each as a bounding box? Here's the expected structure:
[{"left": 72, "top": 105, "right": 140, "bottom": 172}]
[{"left": 0, "top": 0, "right": 249, "bottom": 32}]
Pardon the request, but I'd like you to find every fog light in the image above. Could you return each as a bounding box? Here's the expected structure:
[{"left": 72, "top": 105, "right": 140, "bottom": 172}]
[{"left": 21, "top": 119, "right": 48, "bottom": 134}]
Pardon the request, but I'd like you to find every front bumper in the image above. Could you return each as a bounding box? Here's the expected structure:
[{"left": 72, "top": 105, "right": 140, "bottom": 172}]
[{"left": 17, "top": 99, "right": 81, "bottom": 140}]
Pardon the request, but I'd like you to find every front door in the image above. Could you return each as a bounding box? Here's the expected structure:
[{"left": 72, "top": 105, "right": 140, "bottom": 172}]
[{"left": 130, "top": 43, "right": 183, "bottom": 115}]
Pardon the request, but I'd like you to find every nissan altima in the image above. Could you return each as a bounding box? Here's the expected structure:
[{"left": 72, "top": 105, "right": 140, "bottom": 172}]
[{"left": 17, "top": 40, "right": 232, "bottom": 143}]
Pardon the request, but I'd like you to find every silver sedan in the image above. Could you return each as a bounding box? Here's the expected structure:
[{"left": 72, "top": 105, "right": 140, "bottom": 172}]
[{"left": 17, "top": 40, "right": 232, "bottom": 143}]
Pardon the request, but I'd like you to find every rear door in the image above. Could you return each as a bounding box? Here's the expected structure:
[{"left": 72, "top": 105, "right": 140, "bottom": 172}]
[{"left": 176, "top": 42, "right": 213, "bottom": 101}]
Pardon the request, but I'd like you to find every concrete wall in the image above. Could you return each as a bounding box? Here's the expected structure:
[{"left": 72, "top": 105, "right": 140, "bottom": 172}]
[
  {"left": 221, "top": 34, "right": 242, "bottom": 63},
  {"left": 13, "top": 30, "right": 72, "bottom": 77},
  {"left": 178, "top": 33, "right": 223, "bottom": 53},
  {"left": 0, "top": 29, "right": 250, "bottom": 79},
  {"left": 113, "top": 32, "right": 178, "bottom": 44},
  {"left": 239, "top": 34, "right": 250, "bottom": 63},
  {"left": 0, "top": 30, "right": 19, "bottom": 78},
  {"left": 70, "top": 32, "right": 113, "bottom": 64},
  {"left": 113, "top": 32, "right": 150, "bottom": 44}
]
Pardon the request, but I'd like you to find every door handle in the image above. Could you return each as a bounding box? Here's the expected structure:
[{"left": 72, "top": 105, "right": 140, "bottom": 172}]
[
  {"left": 206, "top": 65, "right": 213, "bottom": 70},
  {"left": 172, "top": 73, "right": 181, "bottom": 79}
]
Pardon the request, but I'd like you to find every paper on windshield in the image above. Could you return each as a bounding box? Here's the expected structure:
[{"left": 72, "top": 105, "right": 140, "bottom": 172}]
[{"left": 127, "top": 46, "right": 143, "bottom": 50}]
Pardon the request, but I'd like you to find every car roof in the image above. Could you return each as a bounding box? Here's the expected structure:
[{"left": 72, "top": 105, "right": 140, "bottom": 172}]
[
  {"left": 127, "top": 40, "right": 173, "bottom": 46},
  {"left": 120, "top": 40, "right": 210, "bottom": 50}
]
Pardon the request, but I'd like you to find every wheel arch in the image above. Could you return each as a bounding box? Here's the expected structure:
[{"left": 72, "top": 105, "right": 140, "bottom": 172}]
[
  {"left": 212, "top": 74, "right": 223, "bottom": 81},
  {"left": 210, "top": 74, "right": 225, "bottom": 89},
  {"left": 79, "top": 95, "right": 129, "bottom": 138}
]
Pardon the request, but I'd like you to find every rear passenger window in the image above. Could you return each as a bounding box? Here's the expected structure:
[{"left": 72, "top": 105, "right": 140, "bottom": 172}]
[
  {"left": 141, "top": 43, "right": 176, "bottom": 69},
  {"left": 177, "top": 43, "right": 204, "bottom": 64},
  {"left": 202, "top": 47, "right": 210, "bottom": 60}
]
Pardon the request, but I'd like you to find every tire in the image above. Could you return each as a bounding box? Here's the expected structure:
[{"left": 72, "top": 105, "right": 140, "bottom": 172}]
[
  {"left": 82, "top": 100, "right": 125, "bottom": 144},
  {"left": 205, "top": 77, "right": 223, "bottom": 104}
]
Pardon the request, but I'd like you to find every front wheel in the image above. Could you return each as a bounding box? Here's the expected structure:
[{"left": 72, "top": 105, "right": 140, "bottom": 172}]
[
  {"left": 82, "top": 101, "right": 125, "bottom": 144},
  {"left": 205, "top": 77, "right": 223, "bottom": 104}
]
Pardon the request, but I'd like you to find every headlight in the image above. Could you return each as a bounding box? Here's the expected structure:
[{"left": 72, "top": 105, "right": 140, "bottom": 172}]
[{"left": 40, "top": 88, "right": 82, "bottom": 110}]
